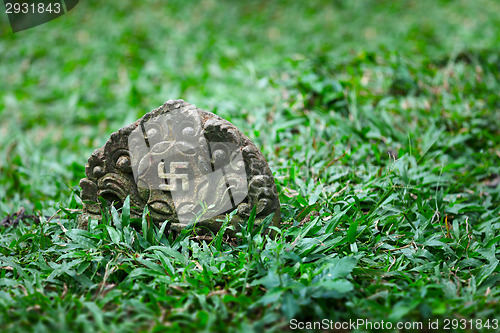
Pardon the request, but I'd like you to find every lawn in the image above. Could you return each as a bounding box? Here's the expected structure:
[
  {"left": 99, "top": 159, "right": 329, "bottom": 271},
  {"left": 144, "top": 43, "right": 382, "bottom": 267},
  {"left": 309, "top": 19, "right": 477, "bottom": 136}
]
[{"left": 0, "top": 0, "right": 499, "bottom": 331}]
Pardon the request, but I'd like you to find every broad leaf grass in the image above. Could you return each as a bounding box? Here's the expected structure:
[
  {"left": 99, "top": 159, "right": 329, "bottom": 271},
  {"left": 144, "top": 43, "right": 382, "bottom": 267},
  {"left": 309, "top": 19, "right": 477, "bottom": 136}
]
[{"left": 1, "top": 0, "right": 499, "bottom": 331}]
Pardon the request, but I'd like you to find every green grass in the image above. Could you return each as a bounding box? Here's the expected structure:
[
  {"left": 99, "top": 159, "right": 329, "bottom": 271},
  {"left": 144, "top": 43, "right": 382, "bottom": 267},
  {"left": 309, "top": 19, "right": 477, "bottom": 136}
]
[{"left": 1, "top": 0, "right": 500, "bottom": 331}]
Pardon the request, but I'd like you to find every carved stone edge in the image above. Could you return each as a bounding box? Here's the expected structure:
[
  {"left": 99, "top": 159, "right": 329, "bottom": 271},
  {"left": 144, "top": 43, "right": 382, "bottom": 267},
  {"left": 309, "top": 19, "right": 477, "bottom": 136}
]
[{"left": 78, "top": 99, "right": 281, "bottom": 237}]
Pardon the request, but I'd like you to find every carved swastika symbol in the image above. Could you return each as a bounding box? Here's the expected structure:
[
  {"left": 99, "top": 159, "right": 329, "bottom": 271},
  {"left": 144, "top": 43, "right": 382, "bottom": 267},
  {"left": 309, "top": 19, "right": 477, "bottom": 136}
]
[
  {"left": 158, "top": 161, "right": 189, "bottom": 191},
  {"left": 80, "top": 100, "right": 281, "bottom": 231}
]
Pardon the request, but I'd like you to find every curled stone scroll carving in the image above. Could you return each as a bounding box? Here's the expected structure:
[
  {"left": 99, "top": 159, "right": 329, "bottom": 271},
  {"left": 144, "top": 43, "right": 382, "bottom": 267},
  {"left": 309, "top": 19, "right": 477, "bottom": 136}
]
[{"left": 79, "top": 99, "right": 280, "bottom": 235}]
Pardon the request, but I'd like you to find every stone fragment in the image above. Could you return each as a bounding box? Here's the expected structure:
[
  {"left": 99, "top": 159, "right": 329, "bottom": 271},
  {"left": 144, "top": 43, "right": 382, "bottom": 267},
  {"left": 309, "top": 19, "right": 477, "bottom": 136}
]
[{"left": 79, "top": 100, "right": 280, "bottom": 235}]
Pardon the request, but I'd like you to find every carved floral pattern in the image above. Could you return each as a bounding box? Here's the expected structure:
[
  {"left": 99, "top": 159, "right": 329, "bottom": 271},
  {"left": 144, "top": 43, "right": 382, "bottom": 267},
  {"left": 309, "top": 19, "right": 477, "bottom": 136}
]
[{"left": 79, "top": 100, "right": 280, "bottom": 234}]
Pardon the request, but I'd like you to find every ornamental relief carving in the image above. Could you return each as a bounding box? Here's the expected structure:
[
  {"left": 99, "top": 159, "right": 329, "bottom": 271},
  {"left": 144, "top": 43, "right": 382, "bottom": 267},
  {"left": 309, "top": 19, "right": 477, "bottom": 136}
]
[{"left": 79, "top": 100, "right": 280, "bottom": 235}]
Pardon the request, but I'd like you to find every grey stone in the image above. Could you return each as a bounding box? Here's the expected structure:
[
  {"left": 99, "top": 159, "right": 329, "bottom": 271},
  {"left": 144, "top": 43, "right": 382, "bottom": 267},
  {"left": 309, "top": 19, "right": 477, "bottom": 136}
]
[{"left": 79, "top": 99, "right": 280, "bottom": 236}]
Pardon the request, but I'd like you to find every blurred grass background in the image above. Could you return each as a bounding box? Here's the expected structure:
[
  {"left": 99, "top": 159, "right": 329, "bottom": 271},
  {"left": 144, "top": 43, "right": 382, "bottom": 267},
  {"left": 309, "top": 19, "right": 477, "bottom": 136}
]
[
  {"left": 0, "top": 1, "right": 500, "bottom": 331},
  {"left": 1, "top": 0, "right": 499, "bottom": 216}
]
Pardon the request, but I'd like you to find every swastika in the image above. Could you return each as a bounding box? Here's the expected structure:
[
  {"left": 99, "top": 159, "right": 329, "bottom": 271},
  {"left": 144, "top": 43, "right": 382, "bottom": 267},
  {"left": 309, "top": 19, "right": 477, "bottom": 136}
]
[{"left": 158, "top": 161, "right": 189, "bottom": 191}]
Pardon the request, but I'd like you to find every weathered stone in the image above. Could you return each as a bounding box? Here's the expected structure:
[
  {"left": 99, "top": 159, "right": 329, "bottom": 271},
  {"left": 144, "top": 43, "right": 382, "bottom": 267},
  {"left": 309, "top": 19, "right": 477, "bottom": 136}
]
[{"left": 79, "top": 99, "right": 280, "bottom": 235}]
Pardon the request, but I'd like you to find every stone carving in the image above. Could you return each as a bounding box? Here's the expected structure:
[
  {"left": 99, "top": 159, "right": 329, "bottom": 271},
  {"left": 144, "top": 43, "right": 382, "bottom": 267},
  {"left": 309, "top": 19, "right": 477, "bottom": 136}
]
[{"left": 79, "top": 99, "right": 280, "bottom": 235}]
